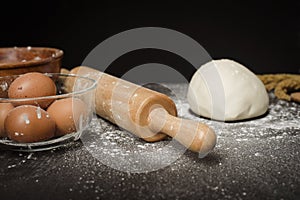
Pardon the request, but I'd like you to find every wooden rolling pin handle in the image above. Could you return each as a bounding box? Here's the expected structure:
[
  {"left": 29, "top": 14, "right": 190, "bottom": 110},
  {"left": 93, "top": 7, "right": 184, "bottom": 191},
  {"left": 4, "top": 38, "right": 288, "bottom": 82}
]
[{"left": 148, "top": 107, "right": 217, "bottom": 155}]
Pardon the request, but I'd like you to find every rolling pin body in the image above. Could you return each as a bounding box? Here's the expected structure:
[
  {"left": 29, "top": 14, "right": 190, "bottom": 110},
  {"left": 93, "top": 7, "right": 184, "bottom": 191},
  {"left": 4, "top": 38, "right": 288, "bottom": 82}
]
[{"left": 69, "top": 66, "right": 216, "bottom": 154}]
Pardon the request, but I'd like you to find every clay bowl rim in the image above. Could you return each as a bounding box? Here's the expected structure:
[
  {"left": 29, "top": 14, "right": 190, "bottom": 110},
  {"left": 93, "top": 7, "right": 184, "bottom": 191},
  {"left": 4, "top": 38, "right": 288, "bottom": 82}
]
[{"left": 0, "top": 47, "right": 64, "bottom": 69}]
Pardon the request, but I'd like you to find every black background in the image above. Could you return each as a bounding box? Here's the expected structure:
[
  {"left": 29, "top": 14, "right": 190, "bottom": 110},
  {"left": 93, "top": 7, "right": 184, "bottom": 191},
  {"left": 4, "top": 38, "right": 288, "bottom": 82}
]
[
  {"left": 1, "top": 0, "right": 300, "bottom": 76},
  {"left": 1, "top": 2, "right": 300, "bottom": 200}
]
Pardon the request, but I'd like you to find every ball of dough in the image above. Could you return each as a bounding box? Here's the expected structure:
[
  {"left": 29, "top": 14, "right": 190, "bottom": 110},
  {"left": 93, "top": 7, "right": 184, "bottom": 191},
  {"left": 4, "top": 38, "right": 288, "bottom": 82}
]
[{"left": 187, "top": 59, "right": 269, "bottom": 121}]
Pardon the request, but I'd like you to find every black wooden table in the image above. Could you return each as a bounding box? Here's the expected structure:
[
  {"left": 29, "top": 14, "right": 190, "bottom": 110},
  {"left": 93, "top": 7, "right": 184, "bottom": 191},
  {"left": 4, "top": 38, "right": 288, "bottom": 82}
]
[{"left": 0, "top": 84, "right": 299, "bottom": 200}]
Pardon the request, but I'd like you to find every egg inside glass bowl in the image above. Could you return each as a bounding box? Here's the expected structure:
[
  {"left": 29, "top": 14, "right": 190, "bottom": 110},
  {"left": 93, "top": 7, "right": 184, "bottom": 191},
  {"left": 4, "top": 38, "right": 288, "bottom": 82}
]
[{"left": 0, "top": 73, "right": 97, "bottom": 151}]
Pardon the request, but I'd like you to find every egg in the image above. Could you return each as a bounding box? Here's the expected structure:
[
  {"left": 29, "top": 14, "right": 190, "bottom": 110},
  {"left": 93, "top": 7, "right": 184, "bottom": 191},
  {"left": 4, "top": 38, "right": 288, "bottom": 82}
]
[
  {"left": 8, "top": 72, "right": 57, "bottom": 108},
  {"left": 47, "top": 98, "right": 87, "bottom": 136},
  {"left": 0, "top": 77, "right": 14, "bottom": 98},
  {"left": 0, "top": 103, "right": 14, "bottom": 137},
  {"left": 5, "top": 105, "right": 55, "bottom": 143}
]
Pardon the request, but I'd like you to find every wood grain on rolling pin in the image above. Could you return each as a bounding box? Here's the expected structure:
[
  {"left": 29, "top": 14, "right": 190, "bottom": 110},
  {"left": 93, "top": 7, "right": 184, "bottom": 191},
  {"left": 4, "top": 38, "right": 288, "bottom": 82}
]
[{"left": 68, "top": 66, "right": 216, "bottom": 154}]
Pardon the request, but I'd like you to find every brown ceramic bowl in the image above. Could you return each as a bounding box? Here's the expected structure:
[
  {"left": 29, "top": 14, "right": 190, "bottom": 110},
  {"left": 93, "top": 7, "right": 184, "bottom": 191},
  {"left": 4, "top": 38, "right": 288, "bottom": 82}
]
[{"left": 0, "top": 47, "right": 63, "bottom": 76}]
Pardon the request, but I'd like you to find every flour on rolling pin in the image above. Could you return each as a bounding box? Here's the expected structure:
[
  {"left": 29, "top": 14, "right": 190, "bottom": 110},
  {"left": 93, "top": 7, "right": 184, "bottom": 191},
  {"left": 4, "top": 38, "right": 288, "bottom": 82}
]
[{"left": 67, "top": 66, "right": 217, "bottom": 155}]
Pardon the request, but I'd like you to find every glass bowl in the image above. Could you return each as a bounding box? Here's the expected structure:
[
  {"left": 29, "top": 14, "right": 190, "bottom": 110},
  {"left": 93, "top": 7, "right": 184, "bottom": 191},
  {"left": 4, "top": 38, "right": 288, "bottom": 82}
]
[{"left": 0, "top": 73, "right": 97, "bottom": 151}]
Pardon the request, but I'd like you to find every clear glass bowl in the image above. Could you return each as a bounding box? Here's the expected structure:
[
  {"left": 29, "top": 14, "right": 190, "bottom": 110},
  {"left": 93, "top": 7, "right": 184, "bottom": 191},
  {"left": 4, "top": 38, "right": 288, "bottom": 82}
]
[{"left": 0, "top": 73, "right": 97, "bottom": 151}]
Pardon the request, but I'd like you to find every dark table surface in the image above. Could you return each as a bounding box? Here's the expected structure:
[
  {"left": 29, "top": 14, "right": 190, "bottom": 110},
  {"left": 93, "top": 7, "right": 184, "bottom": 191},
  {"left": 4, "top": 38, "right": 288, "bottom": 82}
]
[{"left": 0, "top": 84, "right": 299, "bottom": 200}]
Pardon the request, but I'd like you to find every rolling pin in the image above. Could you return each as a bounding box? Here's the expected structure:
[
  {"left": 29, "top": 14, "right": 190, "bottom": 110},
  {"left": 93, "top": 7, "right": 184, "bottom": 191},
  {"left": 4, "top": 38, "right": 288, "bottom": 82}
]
[{"left": 67, "top": 66, "right": 217, "bottom": 155}]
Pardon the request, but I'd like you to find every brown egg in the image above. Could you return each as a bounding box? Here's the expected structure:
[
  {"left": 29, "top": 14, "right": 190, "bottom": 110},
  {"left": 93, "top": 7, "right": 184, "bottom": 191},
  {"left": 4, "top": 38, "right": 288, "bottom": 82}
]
[
  {"left": 0, "top": 76, "right": 14, "bottom": 98},
  {"left": 5, "top": 105, "right": 55, "bottom": 143},
  {"left": 0, "top": 103, "right": 14, "bottom": 137},
  {"left": 47, "top": 98, "right": 87, "bottom": 136},
  {"left": 8, "top": 72, "right": 57, "bottom": 108}
]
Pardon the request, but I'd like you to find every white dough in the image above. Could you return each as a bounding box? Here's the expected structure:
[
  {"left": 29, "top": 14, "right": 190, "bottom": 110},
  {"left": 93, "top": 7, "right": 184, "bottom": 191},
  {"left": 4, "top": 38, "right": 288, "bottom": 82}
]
[{"left": 187, "top": 59, "right": 269, "bottom": 121}]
